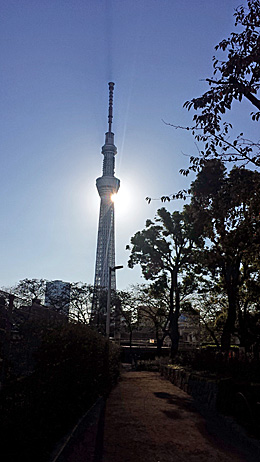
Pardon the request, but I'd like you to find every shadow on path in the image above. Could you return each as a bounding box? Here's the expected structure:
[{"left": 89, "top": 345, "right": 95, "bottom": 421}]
[{"left": 101, "top": 371, "right": 259, "bottom": 462}]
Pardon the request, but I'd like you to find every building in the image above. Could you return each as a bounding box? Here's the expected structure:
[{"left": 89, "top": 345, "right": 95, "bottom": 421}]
[
  {"left": 92, "top": 83, "right": 120, "bottom": 320},
  {"left": 178, "top": 309, "right": 200, "bottom": 349},
  {"left": 45, "top": 280, "right": 71, "bottom": 315}
]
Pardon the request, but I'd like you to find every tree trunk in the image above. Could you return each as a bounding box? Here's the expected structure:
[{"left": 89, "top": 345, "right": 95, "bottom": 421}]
[
  {"left": 201, "top": 318, "right": 220, "bottom": 350},
  {"left": 170, "top": 312, "right": 179, "bottom": 358},
  {"left": 221, "top": 285, "right": 238, "bottom": 352},
  {"left": 238, "top": 301, "right": 249, "bottom": 351},
  {"left": 221, "top": 259, "right": 240, "bottom": 352},
  {"left": 169, "top": 269, "right": 180, "bottom": 358},
  {"left": 129, "top": 330, "right": 133, "bottom": 352},
  {"left": 156, "top": 336, "right": 164, "bottom": 356}
]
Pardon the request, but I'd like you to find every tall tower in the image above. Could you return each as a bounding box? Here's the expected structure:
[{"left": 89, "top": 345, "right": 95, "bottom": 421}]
[{"left": 93, "top": 83, "right": 120, "bottom": 310}]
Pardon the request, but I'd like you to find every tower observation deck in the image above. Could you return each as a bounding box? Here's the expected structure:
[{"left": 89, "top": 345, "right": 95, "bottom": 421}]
[{"left": 93, "top": 83, "right": 120, "bottom": 313}]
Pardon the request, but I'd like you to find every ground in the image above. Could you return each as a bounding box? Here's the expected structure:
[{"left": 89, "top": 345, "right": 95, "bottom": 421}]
[{"left": 102, "top": 371, "right": 259, "bottom": 462}]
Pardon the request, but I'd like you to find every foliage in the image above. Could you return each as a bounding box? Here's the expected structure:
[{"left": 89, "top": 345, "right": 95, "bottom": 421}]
[
  {"left": 187, "top": 1, "right": 260, "bottom": 125},
  {"left": 135, "top": 357, "right": 165, "bottom": 372},
  {"left": 68, "top": 282, "right": 93, "bottom": 323},
  {"left": 118, "top": 283, "right": 169, "bottom": 353},
  {"left": 145, "top": 159, "right": 260, "bottom": 352},
  {"left": 188, "top": 160, "right": 260, "bottom": 351},
  {"left": 169, "top": 349, "right": 260, "bottom": 384},
  {"left": 147, "top": 0, "right": 260, "bottom": 207},
  {"left": 4, "top": 278, "right": 94, "bottom": 322},
  {"left": 90, "top": 286, "right": 109, "bottom": 334},
  {"left": 0, "top": 323, "right": 120, "bottom": 462},
  {"left": 182, "top": 0, "right": 260, "bottom": 173},
  {"left": 135, "top": 283, "right": 169, "bottom": 352},
  {"left": 10, "top": 278, "right": 46, "bottom": 305},
  {"left": 127, "top": 208, "right": 201, "bottom": 356},
  {"left": 195, "top": 289, "right": 228, "bottom": 349},
  {"left": 117, "top": 288, "right": 140, "bottom": 348}
]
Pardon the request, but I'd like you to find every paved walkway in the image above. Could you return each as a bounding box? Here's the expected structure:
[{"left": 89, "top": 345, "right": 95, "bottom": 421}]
[{"left": 102, "top": 371, "right": 259, "bottom": 462}]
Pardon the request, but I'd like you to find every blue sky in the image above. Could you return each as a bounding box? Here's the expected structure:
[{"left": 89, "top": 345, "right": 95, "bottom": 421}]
[{"left": 1, "top": 0, "right": 257, "bottom": 290}]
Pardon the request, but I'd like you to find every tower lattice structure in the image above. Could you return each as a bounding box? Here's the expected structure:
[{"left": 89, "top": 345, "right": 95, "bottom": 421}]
[{"left": 93, "top": 82, "right": 120, "bottom": 316}]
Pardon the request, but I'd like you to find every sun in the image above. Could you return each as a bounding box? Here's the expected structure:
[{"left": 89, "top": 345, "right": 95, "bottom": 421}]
[{"left": 110, "top": 186, "right": 131, "bottom": 215}]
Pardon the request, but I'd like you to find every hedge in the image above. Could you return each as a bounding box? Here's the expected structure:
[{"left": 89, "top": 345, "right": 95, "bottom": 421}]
[{"left": 0, "top": 323, "right": 120, "bottom": 462}]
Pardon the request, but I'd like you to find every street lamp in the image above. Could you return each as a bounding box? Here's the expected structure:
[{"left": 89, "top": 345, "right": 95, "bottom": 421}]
[{"left": 106, "top": 265, "right": 123, "bottom": 338}]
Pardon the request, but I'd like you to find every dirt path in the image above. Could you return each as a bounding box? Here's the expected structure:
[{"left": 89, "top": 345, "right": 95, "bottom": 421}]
[{"left": 102, "top": 371, "right": 258, "bottom": 462}]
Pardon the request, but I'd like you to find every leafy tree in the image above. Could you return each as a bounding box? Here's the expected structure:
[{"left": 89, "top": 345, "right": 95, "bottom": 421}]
[
  {"left": 117, "top": 288, "right": 140, "bottom": 350},
  {"left": 183, "top": 0, "right": 260, "bottom": 173},
  {"left": 189, "top": 160, "right": 260, "bottom": 351},
  {"left": 118, "top": 283, "right": 169, "bottom": 354},
  {"left": 237, "top": 255, "right": 260, "bottom": 349},
  {"left": 187, "top": 1, "right": 260, "bottom": 123},
  {"left": 68, "top": 282, "right": 94, "bottom": 324},
  {"left": 0, "top": 323, "right": 120, "bottom": 462},
  {"left": 10, "top": 278, "right": 46, "bottom": 305},
  {"left": 136, "top": 283, "right": 170, "bottom": 354},
  {"left": 155, "top": 0, "right": 260, "bottom": 193},
  {"left": 90, "top": 287, "right": 109, "bottom": 334},
  {"left": 127, "top": 208, "right": 201, "bottom": 357},
  {"left": 3, "top": 279, "right": 95, "bottom": 325},
  {"left": 194, "top": 287, "right": 228, "bottom": 349}
]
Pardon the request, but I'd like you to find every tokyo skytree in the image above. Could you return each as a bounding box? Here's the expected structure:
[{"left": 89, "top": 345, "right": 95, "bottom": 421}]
[{"left": 93, "top": 82, "right": 120, "bottom": 312}]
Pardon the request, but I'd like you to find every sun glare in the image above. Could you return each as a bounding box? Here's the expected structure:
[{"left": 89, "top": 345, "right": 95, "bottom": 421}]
[{"left": 110, "top": 185, "right": 132, "bottom": 215}]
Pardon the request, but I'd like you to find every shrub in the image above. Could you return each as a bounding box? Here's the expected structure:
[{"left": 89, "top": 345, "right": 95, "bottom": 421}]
[{"left": 0, "top": 323, "right": 120, "bottom": 462}]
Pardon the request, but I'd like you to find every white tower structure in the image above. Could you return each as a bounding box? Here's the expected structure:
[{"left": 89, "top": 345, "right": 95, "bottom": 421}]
[{"left": 93, "top": 83, "right": 120, "bottom": 307}]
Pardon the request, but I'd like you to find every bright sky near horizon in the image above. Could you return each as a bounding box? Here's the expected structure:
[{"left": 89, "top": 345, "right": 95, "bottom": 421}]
[{"left": 1, "top": 0, "right": 258, "bottom": 290}]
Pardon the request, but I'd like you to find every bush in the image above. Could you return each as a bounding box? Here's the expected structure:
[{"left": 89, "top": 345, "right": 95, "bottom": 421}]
[
  {"left": 0, "top": 323, "right": 120, "bottom": 462},
  {"left": 135, "top": 356, "right": 169, "bottom": 371},
  {"left": 172, "top": 349, "right": 260, "bottom": 382}
]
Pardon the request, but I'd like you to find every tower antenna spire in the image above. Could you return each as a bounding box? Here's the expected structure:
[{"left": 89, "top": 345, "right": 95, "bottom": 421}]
[
  {"left": 92, "top": 82, "right": 120, "bottom": 325},
  {"left": 108, "top": 82, "right": 115, "bottom": 133}
]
